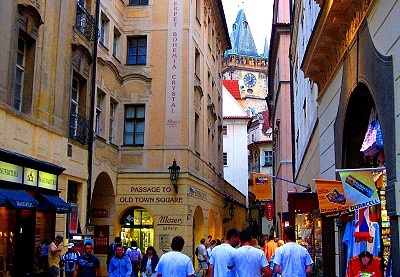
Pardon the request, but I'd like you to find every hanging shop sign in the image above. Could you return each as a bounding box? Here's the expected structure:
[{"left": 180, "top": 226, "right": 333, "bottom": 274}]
[
  {"left": 91, "top": 208, "right": 109, "bottom": 218},
  {"left": 337, "top": 169, "right": 380, "bottom": 211},
  {"left": 265, "top": 201, "right": 274, "bottom": 221},
  {"left": 253, "top": 173, "right": 272, "bottom": 200},
  {"left": 315, "top": 179, "right": 348, "bottom": 214}
]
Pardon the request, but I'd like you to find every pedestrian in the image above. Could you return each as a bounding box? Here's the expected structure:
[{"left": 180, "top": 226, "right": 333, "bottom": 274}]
[
  {"left": 108, "top": 244, "right": 132, "bottom": 277},
  {"left": 107, "top": 237, "right": 122, "bottom": 268},
  {"left": 62, "top": 243, "right": 80, "bottom": 277},
  {"left": 194, "top": 238, "right": 208, "bottom": 276},
  {"left": 39, "top": 238, "right": 50, "bottom": 271},
  {"left": 48, "top": 235, "right": 64, "bottom": 277},
  {"left": 208, "top": 228, "right": 240, "bottom": 277},
  {"left": 208, "top": 235, "right": 213, "bottom": 242},
  {"left": 155, "top": 235, "right": 195, "bottom": 277},
  {"left": 227, "top": 229, "right": 271, "bottom": 277},
  {"left": 264, "top": 235, "right": 277, "bottom": 263},
  {"left": 126, "top": 240, "right": 142, "bottom": 277},
  {"left": 73, "top": 242, "right": 101, "bottom": 277},
  {"left": 273, "top": 226, "right": 313, "bottom": 277},
  {"left": 346, "top": 251, "right": 382, "bottom": 277},
  {"left": 140, "top": 246, "right": 159, "bottom": 277}
]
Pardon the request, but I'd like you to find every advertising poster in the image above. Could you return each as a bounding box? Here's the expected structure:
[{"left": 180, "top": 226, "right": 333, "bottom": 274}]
[
  {"left": 69, "top": 203, "right": 79, "bottom": 234},
  {"left": 315, "top": 179, "right": 348, "bottom": 214},
  {"left": 337, "top": 169, "right": 380, "bottom": 212},
  {"left": 253, "top": 173, "right": 272, "bottom": 200},
  {"left": 94, "top": 226, "right": 109, "bottom": 254}
]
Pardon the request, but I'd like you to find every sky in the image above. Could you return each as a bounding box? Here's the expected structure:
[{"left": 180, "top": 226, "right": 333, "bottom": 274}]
[{"left": 221, "top": 0, "right": 274, "bottom": 54}]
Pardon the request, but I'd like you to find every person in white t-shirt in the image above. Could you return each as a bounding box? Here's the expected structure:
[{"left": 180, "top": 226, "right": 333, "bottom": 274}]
[
  {"left": 227, "top": 230, "right": 271, "bottom": 277},
  {"left": 273, "top": 226, "right": 313, "bottom": 277},
  {"left": 208, "top": 228, "right": 240, "bottom": 277},
  {"left": 155, "top": 236, "right": 194, "bottom": 277}
]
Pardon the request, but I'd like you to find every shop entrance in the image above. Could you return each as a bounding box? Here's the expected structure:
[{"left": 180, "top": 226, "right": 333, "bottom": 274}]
[{"left": 119, "top": 207, "right": 154, "bottom": 252}]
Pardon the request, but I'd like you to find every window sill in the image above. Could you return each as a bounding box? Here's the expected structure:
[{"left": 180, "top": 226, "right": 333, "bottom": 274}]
[
  {"left": 99, "top": 42, "right": 109, "bottom": 51},
  {"left": 112, "top": 54, "right": 121, "bottom": 63},
  {"left": 95, "top": 135, "right": 107, "bottom": 142}
]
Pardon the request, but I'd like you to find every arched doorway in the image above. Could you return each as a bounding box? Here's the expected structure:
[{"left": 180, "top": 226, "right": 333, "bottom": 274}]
[
  {"left": 118, "top": 206, "right": 154, "bottom": 252},
  {"left": 216, "top": 213, "right": 223, "bottom": 239},
  {"left": 193, "top": 206, "right": 204, "bottom": 267},
  {"left": 343, "top": 83, "right": 375, "bottom": 168},
  {"left": 207, "top": 209, "right": 215, "bottom": 240}
]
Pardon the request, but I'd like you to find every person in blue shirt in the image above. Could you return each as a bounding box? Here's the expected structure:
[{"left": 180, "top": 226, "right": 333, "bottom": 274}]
[
  {"left": 73, "top": 242, "right": 101, "bottom": 277},
  {"left": 109, "top": 244, "right": 132, "bottom": 277}
]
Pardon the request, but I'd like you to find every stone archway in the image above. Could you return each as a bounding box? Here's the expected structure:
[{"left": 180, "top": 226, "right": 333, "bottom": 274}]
[
  {"left": 91, "top": 172, "right": 115, "bottom": 244},
  {"left": 193, "top": 205, "right": 204, "bottom": 267},
  {"left": 207, "top": 209, "right": 215, "bottom": 240},
  {"left": 216, "top": 212, "right": 223, "bottom": 240}
]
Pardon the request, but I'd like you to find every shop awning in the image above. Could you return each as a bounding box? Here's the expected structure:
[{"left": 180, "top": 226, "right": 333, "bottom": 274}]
[
  {"left": 0, "top": 189, "right": 39, "bottom": 209},
  {"left": 37, "top": 193, "right": 71, "bottom": 213},
  {"left": 0, "top": 194, "right": 6, "bottom": 206}
]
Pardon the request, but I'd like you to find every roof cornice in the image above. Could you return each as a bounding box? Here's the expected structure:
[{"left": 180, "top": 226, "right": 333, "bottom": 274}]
[{"left": 301, "top": 0, "right": 374, "bottom": 96}]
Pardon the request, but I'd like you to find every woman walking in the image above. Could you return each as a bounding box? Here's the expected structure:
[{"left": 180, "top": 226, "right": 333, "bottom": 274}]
[{"left": 140, "top": 246, "right": 159, "bottom": 277}]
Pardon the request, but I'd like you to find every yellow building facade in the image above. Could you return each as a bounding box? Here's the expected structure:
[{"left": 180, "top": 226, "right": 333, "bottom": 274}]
[{"left": 0, "top": 0, "right": 247, "bottom": 276}]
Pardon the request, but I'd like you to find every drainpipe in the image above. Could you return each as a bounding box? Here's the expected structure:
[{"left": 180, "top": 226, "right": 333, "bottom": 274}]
[
  {"left": 289, "top": 0, "right": 296, "bottom": 181},
  {"left": 87, "top": 0, "right": 101, "bottom": 227}
]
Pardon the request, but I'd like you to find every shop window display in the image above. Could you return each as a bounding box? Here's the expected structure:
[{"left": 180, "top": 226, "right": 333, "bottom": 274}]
[{"left": 120, "top": 207, "right": 154, "bottom": 252}]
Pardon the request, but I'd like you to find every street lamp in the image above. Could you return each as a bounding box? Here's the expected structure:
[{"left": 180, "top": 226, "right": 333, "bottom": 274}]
[
  {"left": 168, "top": 159, "right": 180, "bottom": 193},
  {"left": 223, "top": 203, "right": 236, "bottom": 223}
]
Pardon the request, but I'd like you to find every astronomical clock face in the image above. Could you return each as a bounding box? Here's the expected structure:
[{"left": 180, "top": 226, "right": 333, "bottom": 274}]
[{"left": 243, "top": 73, "right": 256, "bottom": 87}]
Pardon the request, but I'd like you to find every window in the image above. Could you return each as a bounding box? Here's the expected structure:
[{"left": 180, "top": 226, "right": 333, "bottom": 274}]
[
  {"left": 95, "top": 90, "right": 105, "bottom": 136},
  {"left": 70, "top": 77, "right": 80, "bottom": 137},
  {"left": 130, "top": 0, "right": 149, "bottom": 4},
  {"left": 14, "top": 34, "right": 35, "bottom": 113},
  {"left": 195, "top": 113, "right": 200, "bottom": 153},
  {"left": 127, "top": 36, "right": 147, "bottom": 65},
  {"left": 100, "top": 14, "right": 109, "bottom": 46},
  {"left": 222, "top": 126, "right": 227, "bottom": 135},
  {"left": 195, "top": 0, "right": 201, "bottom": 22},
  {"left": 223, "top": 152, "right": 228, "bottom": 166},
  {"left": 113, "top": 28, "right": 121, "bottom": 58},
  {"left": 109, "top": 100, "right": 116, "bottom": 143},
  {"left": 124, "top": 105, "right": 145, "bottom": 145},
  {"left": 264, "top": 151, "right": 273, "bottom": 166},
  {"left": 69, "top": 73, "right": 89, "bottom": 144},
  {"left": 195, "top": 48, "right": 200, "bottom": 78}
]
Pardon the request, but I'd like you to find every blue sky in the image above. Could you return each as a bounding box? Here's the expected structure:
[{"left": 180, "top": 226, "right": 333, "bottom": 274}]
[{"left": 222, "top": 0, "right": 274, "bottom": 54}]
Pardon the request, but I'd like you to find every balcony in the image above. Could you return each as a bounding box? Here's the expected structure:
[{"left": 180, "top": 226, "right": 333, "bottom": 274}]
[
  {"left": 69, "top": 112, "right": 93, "bottom": 145},
  {"left": 76, "top": 1, "right": 96, "bottom": 41}
]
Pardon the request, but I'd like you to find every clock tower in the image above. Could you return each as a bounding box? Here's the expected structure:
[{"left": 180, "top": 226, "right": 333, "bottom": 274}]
[{"left": 222, "top": 9, "right": 268, "bottom": 113}]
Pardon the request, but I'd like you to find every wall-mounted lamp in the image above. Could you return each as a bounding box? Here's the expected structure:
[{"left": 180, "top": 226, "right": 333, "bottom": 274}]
[
  {"left": 168, "top": 159, "right": 180, "bottom": 193},
  {"left": 223, "top": 203, "right": 236, "bottom": 223}
]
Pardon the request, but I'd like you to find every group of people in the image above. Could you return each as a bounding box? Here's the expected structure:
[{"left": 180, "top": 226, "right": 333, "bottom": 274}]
[{"left": 42, "top": 234, "right": 101, "bottom": 277}]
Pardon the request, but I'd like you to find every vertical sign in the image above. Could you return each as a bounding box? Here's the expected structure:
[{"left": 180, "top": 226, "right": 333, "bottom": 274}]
[
  {"left": 265, "top": 201, "right": 274, "bottom": 221},
  {"left": 164, "top": 0, "right": 183, "bottom": 144},
  {"left": 94, "top": 226, "right": 109, "bottom": 254}
]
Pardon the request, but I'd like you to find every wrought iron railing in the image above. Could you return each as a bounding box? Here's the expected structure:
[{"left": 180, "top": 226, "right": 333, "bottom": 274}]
[
  {"left": 76, "top": 1, "right": 96, "bottom": 41},
  {"left": 69, "top": 112, "right": 93, "bottom": 145}
]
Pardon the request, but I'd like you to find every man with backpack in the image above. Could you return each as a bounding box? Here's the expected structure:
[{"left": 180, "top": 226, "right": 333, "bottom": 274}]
[
  {"left": 62, "top": 243, "right": 80, "bottom": 277},
  {"left": 126, "top": 241, "right": 141, "bottom": 277}
]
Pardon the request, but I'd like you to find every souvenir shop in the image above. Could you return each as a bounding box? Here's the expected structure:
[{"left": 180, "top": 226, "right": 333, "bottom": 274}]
[{"left": 0, "top": 149, "right": 71, "bottom": 276}]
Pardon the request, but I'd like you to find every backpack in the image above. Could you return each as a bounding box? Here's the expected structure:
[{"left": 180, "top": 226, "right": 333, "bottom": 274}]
[{"left": 129, "top": 247, "right": 140, "bottom": 263}]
